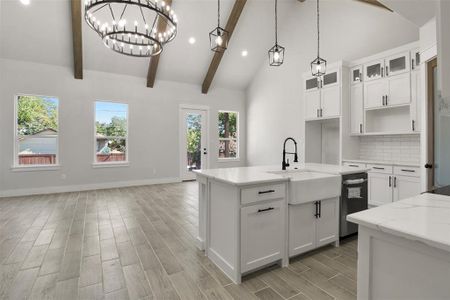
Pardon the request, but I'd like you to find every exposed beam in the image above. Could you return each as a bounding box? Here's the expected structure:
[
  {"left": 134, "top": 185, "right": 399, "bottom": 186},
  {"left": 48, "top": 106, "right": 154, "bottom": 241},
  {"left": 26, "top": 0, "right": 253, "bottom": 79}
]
[
  {"left": 71, "top": 0, "right": 83, "bottom": 79},
  {"left": 147, "top": 0, "right": 173, "bottom": 88},
  {"left": 201, "top": 0, "right": 247, "bottom": 94},
  {"left": 356, "top": 0, "right": 393, "bottom": 12}
]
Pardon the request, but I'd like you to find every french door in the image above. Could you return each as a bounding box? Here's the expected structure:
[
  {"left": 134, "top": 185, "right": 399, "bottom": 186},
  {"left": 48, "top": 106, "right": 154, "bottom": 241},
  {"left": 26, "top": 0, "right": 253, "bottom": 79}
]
[{"left": 180, "top": 107, "right": 208, "bottom": 181}]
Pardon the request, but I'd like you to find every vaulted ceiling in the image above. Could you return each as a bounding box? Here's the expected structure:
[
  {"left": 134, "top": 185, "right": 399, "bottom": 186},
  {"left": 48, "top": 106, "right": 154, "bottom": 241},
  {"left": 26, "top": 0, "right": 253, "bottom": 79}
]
[{"left": 0, "top": 0, "right": 429, "bottom": 91}]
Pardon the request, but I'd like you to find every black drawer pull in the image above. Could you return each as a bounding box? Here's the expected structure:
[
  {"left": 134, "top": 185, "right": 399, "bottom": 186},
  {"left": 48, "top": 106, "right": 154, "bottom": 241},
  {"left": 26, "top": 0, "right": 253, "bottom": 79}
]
[
  {"left": 372, "top": 167, "right": 385, "bottom": 170},
  {"left": 348, "top": 164, "right": 359, "bottom": 167},
  {"left": 401, "top": 169, "right": 415, "bottom": 173},
  {"left": 257, "top": 207, "right": 275, "bottom": 213},
  {"left": 258, "top": 190, "right": 275, "bottom": 195}
]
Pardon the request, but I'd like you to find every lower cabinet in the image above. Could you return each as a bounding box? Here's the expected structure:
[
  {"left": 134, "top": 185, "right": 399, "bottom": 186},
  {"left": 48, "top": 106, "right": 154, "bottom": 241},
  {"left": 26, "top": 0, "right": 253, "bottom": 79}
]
[
  {"left": 393, "top": 175, "right": 421, "bottom": 201},
  {"left": 368, "top": 173, "right": 393, "bottom": 206},
  {"left": 289, "top": 198, "right": 339, "bottom": 257},
  {"left": 241, "top": 199, "right": 285, "bottom": 273}
]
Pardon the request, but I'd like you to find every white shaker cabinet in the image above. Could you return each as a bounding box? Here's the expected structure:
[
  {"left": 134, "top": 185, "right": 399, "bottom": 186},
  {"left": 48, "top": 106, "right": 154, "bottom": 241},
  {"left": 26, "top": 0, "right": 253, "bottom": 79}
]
[
  {"left": 385, "top": 51, "right": 410, "bottom": 77},
  {"left": 410, "top": 69, "right": 421, "bottom": 132},
  {"left": 305, "top": 90, "right": 321, "bottom": 119},
  {"left": 393, "top": 175, "right": 421, "bottom": 202},
  {"left": 368, "top": 173, "right": 393, "bottom": 206},
  {"left": 364, "top": 79, "right": 387, "bottom": 109},
  {"left": 315, "top": 198, "right": 339, "bottom": 248},
  {"left": 241, "top": 199, "right": 285, "bottom": 273},
  {"left": 364, "top": 59, "right": 384, "bottom": 82},
  {"left": 321, "top": 85, "right": 340, "bottom": 118},
  {"left": 386, "top": 72, "right": 411, "bottom": 106},
  {"left": 350, "top": 83, "right": 364, "bottom": 134}
]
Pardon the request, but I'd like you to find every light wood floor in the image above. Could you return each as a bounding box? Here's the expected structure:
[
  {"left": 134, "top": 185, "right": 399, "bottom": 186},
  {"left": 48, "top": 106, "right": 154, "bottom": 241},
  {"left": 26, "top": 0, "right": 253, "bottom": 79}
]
[{"left": 0, "top": 182, "right": 357, "bottom": 300}]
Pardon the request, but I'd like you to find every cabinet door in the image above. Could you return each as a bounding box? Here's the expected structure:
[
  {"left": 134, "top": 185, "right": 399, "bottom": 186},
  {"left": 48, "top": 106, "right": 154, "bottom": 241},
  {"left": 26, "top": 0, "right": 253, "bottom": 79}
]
[
  {"left": 316, "top": 198, "right": 339, "bottom": 248},
  {"left": 289, "top": 203, "right": 316, "bottom": 257},
  {"left": 387, "top": 73, "right": 411, "bottom": 106},
  {"left": 411, "top": 48, "right": 421, "bottom": 71},
  {"left": 364, "top": 59, "right": 384, "bottom": 82},
  {"left": 350, "top": 66, "right": 363, "bottom": 84},
  {"left": 350, "top": 84, "right": 364, "bottom": 134},
  {"left": 305, "top": 90, "right": 321, "bottom": 119},
  {"left": 368, "top": 173, "right": 393, "bottom": 206},
  {"left": 305, "top": 77, "right": 320, "bottom": 91},
  {"left": 393, "top": 175, "right": 421, "bottom": 202},
  {"left": 241, "top": 199, "right": 285, "bottom": 273},
  {"left": 322, "top": 70, "right": 339, "bottom": 88},
  {"left": 385, "top": 51, "right": 410, "bottom": 77},
  {"left": 321, "top": 86, "right": 341, "bottom": 117},
  {"left": 364, "top": 79, "right": 387, "bottom": 109},
  {"left": 410, "top": 70, "right": 421, "bottom": 132}
]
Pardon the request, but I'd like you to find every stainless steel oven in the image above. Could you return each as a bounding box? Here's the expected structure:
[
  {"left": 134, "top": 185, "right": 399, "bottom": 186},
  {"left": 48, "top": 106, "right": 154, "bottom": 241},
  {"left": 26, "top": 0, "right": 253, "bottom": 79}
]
[{"left": 340, "top": 172, "right": 368, "bottom": 237}]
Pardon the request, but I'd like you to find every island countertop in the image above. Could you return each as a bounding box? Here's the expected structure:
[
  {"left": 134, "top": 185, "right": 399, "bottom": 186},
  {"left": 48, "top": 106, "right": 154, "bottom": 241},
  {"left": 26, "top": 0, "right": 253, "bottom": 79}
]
[
  {"left": 194, "top": 163, "right": 369, "bottom": 186},
  {"left": 347, "top": 193, "right": 450, "bottom": 253}
]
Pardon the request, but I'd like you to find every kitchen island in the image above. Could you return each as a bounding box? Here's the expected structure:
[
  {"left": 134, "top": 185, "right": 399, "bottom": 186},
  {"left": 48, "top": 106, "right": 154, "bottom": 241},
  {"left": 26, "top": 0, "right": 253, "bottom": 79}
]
[
  {"left": 348, "top": 193, "right": 450, "bottom": 299},
  {"left": 194, "top": 163, "right": 368, "bottom": 283}
]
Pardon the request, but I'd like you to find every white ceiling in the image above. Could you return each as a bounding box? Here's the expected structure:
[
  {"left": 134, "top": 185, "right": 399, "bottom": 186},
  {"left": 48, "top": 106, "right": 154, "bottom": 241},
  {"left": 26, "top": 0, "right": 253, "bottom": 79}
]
[
  {"left": 0, "top": 0, "right": 426, "bottom": 91},
  {"left": 380, "top": 0, "right": 437, "bottom": 26}
]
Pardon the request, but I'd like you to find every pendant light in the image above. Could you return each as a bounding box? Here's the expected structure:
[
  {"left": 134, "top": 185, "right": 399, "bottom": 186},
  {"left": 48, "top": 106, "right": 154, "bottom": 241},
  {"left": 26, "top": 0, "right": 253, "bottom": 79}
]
[
  {"left": 209, "top": 0, "right": 229, "bottom": 53},
  {"left": 268, "top": 0, "right": 285, "bottom": 66},
  {"left": 310, "top": 0, "right": 326, "bottom": 77}
]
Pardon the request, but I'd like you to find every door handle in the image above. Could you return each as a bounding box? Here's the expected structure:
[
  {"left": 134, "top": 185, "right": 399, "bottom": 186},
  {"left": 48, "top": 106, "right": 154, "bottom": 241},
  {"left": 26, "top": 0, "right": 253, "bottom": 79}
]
[
  {"left": 257, "top": 207, "right": 275, "bottom": 213},
  {"left": 314, "top": 201, "right": 319, "bottom": 218},
  {"left": 360, "top": 123, "right": 363, "bottom": 134},
  {"left": 412, "top": 120, "right": 415, "bottom": 131},
  {"left": 318, "top": 201, "right": 321, "bottom": 218},
  {"left": 412, "top": 58, "right": 415, "bottom": 70},
  {"left": 382, "top": 95, "right": 385, "bottom": 106},
  {"left": 425, "top": 164, "right": 433, "bottom": 169},
  {"left": 258, "top": 189, "right": 275, "bottom": 195},
  {"left": 385, "top": 66, "right": 389, "bottom": 76},
  {"left": 317, "top": 109, "right": 319, "bottom": 118},
  {"left": 393, "top": 176, "right": 397, "bottom": 188},
  {"left": 381, "top": 67, "right": 384, "bottom": 77},
  {"left": 389, "top": 176, "right": 392, "bottom": 187}
]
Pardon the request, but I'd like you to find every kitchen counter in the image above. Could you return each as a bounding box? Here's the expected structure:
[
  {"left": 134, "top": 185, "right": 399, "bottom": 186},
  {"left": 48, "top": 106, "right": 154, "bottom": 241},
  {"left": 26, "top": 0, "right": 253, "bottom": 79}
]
[
  {"left": 343, "top": 158, "right": 420, "bottom": 167},
  {"left": 194, "top": 163, "right": 369, "bottom": 186},
  {"left": 347, "top": 193, "right": 450, "bottom": 299}
]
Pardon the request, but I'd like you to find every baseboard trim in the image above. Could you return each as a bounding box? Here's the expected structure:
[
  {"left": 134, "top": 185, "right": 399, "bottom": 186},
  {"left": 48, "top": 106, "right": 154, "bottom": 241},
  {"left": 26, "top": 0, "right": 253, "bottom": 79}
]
[{"left": 0, "top": 177, "right": 182, "bottom": 198}]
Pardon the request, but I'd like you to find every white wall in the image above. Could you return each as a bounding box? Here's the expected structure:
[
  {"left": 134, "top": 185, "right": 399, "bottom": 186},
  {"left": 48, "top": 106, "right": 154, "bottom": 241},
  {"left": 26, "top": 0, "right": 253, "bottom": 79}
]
[
  {"left": 437, "top": 0, "right": 450, "bottom": 98},
  {"left": 0, "top": 59, "right": 246, "bottom": 196},
  {"left": 246, "top": 0, "right": 419, "bottom": 166}
]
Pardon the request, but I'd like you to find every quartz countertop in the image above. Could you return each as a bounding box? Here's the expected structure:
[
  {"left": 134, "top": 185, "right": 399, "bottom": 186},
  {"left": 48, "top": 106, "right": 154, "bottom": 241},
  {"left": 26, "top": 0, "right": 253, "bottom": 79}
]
[
  {"left": 194, "top": 163, "right": 369, "bottom": 186},
  {"left": 347, "top": 193, "right": 450, "bottom": 253},
  {"left": 343, "top": 158, "right": 420, "bottom": 167}
]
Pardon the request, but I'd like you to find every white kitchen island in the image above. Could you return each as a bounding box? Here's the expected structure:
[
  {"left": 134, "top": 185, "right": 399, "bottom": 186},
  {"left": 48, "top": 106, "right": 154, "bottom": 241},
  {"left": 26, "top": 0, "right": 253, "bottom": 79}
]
[
  {"left": 194, "top": 163, "right": 368, "bottom": 283},
  {"left": 348, "top": 193, "right": 450, "bottom": 300}
]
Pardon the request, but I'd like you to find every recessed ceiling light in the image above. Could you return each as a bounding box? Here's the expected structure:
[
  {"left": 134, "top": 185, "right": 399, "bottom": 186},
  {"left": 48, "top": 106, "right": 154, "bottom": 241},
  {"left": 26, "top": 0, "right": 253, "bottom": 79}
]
[
  {"left": 20, "top": 0, "right": 31, "bottom": 5},
  {"left": 241, "top": 50, "right": 248, "bottom": 57},
  {"left": 188, "top": 37, "right": 196, "bottom": 45}
]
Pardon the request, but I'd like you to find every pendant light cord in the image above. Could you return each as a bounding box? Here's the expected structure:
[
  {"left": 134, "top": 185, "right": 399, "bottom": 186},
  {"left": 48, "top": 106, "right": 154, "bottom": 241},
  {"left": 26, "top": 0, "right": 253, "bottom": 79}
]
[
  {"left": 275, "top": 0, "right": 278, "bottom": 45},
  {"left": 218, "top": 0, "right": 221, "bottom": 28},
  {"left": 317, "top": 0, "right": 320, "bottom": 58}
]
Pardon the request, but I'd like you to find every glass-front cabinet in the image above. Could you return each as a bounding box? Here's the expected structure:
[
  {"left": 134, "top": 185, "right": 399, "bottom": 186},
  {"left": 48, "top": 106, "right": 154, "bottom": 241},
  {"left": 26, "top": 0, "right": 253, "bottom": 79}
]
[
  {"left": 385, "top": 51, "right": 410, "bottom": 77},
  {"left": 350, "top": 66, "right": 363, "bottom": 84},
  {"left": 322, "top": 70, "right": 339, "bottom": 88},
  {"left": 364, "top": 59, "right": 384, "bottom": 82},
  {"left": 305, "top": 77, "right": 320, "bottom": 91}
]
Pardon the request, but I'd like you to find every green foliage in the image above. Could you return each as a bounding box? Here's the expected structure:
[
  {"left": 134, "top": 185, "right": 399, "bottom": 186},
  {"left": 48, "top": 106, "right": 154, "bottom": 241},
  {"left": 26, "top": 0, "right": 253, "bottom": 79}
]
[
  {"left": 219, "top": 112, "right": 237, "bottom": 138},
  {"left": 17, "top": 96, "right": 58, "bottom": 135},
  {"left": 96, "top": 116, "right": 127, "bottom": 137}
]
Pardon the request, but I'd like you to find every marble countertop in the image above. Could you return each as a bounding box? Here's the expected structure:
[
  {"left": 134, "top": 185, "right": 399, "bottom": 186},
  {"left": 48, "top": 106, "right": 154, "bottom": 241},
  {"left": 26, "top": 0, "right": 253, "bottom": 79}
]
[
  {"left": 194, "top": 163, "right": 369, "bottom": 186},
  {"left": 348, "top": 193, "right": 450, "bottom": 253},
  {"left": 343, "top": 158, "right": 420, "bottom": 167}
]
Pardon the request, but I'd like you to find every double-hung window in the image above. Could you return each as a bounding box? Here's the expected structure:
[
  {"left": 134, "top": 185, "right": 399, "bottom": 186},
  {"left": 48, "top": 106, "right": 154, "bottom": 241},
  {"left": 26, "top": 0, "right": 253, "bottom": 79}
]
[
  {"left": 15, "top": 95, "right": 59, "bottom": 167},
  {"left": 218, "top": 111, "right": 239, "bottom": 159},
  {"left": 95, "top": 101, "right": 128, "bottom": 164}
]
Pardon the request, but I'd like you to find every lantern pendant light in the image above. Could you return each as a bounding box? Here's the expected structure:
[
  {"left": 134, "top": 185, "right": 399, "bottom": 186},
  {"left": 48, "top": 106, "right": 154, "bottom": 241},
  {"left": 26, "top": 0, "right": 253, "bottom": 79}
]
[
  {"left": 268, "top": 0, "right": 285, "bottom": 66},
  {"left": 311, "top": 0, "right": 326, "bottom": 77},
  {"left": 209, "top": 0, "right": 229, "bottom": 53}
]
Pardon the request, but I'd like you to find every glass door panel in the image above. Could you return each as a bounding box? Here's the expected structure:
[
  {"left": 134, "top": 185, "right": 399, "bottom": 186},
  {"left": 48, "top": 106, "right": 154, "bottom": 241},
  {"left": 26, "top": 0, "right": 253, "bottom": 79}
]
[
  {"left": 386, "top": 52, "right": 410, "bottom": 76},
  {"left": 323, "top": 71, "right": 338, "bottom": 87},
  {"left": 305, "top": 77, "right": 319, "bottom": 90},
  {"left": 351, "top": 66, "right": 363, "bottom": 84},
  {"left": 364, "top": 59, "right": 384, "bottom": 82}
]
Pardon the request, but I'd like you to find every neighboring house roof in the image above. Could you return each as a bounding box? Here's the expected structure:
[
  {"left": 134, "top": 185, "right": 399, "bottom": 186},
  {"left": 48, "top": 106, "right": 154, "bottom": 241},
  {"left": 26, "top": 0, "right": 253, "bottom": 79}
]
[
  {"left": 19, "top": 128, "right": 58, "bottom": 141},
  {"left": 96, "top": 133, "right": 108, "bottom": 140}
]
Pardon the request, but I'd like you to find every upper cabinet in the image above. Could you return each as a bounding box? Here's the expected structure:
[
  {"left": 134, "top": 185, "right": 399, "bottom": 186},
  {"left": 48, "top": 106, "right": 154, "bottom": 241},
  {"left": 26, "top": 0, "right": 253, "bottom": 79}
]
[
  {"left": 305, "top": 77, "right": 320, "bottom": 91},
  {"left": 322, "top": 71, "right": 339, "bottom": 88},
  {"left": 351, "top": 66, "right": 363, "bottom": 84},
  {"left": 411, "top": 48, "right": 420, "bottom": 71},
  {"left": 364, "top": 59, "right": 384, "bottom": 82},
  {"left": 385, "top": 51, "right": 410, "bottom": 77}
]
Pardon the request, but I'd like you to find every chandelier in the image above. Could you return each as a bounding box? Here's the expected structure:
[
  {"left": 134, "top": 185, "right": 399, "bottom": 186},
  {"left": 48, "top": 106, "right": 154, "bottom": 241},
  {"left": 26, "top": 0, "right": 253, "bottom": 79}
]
[
  {"left": 310, "top": 0, "right": 326, "bottom": 77},
  {"left": 209, "top": 0, "right": 229, "bottom": 53},
  {"left": 268, "top": 0, "right": 285, "bottom": 66},
  {"left": 85, "top": 0, "right": 178, "bottom": 57}
]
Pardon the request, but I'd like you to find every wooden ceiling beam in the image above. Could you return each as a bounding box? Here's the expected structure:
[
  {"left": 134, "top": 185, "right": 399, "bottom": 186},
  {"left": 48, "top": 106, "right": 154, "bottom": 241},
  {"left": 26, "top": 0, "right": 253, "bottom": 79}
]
[
  {"left": 201, "top": 0, "right": 247, "bottom": 94},
  {"left": 147, "top": 0, "right": 173, "bottom": 88},
  {"left": 71, "top": 0, "right": 83, "bottom": 79},
  {"left": 356, "top": 0, "right": 393, "bottom": 12}
]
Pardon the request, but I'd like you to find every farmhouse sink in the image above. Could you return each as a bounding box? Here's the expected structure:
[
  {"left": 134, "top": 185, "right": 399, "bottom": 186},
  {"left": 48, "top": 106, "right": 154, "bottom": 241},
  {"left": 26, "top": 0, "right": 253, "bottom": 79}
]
[{"left": 268, "top": 170, "right": 341, "bottom": 204}]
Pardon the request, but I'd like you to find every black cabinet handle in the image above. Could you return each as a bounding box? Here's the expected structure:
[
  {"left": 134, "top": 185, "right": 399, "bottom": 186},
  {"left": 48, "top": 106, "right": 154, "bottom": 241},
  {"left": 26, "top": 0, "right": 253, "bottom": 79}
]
[
  {"left": 314, "top": 201, "right": 319, "bottom": 218},
  {"left": 386, "top": 66, "right": 389, "bottom": 76},
  {"left": 385, "top": 95, "right": 388, "bottom": 106},
  {"left": 373, "top": 167, "right": 385, "bottom": 170},
  {"left": 412, "top": 58, "right": 415, "bottom": 70},
  {"left": 349, "top": 164, "right": 359, "bottom": 168},
  {"left": 318, "top": 201, "right": 321, "bottom": 218},
  {"left": 360, "top": 124, "right": 363, "bottom": 134},
  {"left": 401, "top": 169, "right": 415, "bottom": 173},
  {"left": 412, "top": 120, "right": 415, "bottom": 131},
  {"left": 257, "top": 207, "right": 274, "bottom": 213},
  {"left": 389, "top": 176, "right": 392, "bottom": 187},
  {"left": 394, "top": 176, "right": 397, "bottom": 188},
  {"left": 258, "top": 190, "right": 275, "bottom": 195}
]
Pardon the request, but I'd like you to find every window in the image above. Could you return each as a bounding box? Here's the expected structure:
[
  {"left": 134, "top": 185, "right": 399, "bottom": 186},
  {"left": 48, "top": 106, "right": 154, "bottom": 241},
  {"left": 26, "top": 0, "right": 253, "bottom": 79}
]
[
  {"left": 15, "top": 95, "right": 59, "bottom": 167},
  {"left": 95, "top": 101, "right": 128, "bottom": 164},
  {"left": 218, "top": 111, "right": 239, "bottom": 159}
]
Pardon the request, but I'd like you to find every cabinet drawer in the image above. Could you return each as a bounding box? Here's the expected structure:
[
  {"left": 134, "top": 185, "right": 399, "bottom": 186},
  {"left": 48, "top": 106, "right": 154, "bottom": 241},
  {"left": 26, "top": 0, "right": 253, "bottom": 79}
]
[
  {"left": 367, "top": 164, "right": 393, "bottom": 174},
  {"left": 394, "top": 166, "right": 420, "bottom": 177},
  {"left": 343, "top": 162, "right": 366, "bottom": 168},
  {"left": 241, "top": 184, "right": 286, "bottom": 205}
]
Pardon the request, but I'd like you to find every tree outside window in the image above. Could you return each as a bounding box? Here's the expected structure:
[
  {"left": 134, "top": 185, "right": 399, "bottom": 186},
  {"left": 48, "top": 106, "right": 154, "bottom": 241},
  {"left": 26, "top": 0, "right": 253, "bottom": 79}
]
[{"left": 218, "top": 111, "right": 238, "bottom": 159}]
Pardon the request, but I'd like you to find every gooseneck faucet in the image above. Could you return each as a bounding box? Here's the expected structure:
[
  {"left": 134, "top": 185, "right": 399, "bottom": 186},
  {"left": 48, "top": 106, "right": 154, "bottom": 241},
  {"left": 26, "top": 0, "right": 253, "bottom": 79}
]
[{"left": 282, "top": 137, "right": 299, "bottom": 170}]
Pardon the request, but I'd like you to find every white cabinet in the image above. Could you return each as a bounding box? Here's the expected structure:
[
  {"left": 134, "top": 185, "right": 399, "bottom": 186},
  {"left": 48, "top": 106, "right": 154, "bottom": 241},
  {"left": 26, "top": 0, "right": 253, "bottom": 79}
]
[
  {"left": 385, "top": 51, "right": 410, "bottom": 77},
  {"left": 305, "top": 90, "right": 321, "bottom": 119},
  {"left": 351, "top": 65, "right": 363, "bottom": 84},
  {"left": 411, "top": 69, "right": 421, "bottom": 132},
  {"left": 241, "top": 199, "right": 285, "bottom": 273},
  {"left": 393, "top": 175, "right": 421, "bottom": 202},
  {"left": 411, "top": 48, "right": 421, "bottom": 71},
  {"left": 364, "top": 59, "right": 385, "bottom": 82},
  {"left": 364, "top": 79, "right": 387, "bottom": 109},
  {"left": 386, "top": 73, "right": 411, "bottom": 106},
  {"left": 350, "top": 84, "right": 364, "bottom": 134},
  {"left": 368, "top": 172, "right": 393, "bottom": 206},
  {"left": 321, "top": 85, "right": 341, "bottom": 118},
  {"left": 289, "top": 198, "right": 339, "bottom": 257}
]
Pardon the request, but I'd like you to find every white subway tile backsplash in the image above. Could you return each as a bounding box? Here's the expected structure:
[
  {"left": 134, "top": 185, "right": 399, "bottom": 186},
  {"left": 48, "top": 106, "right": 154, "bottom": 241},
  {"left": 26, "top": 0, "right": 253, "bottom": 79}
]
[{"left": 358, "top": 135, "right": 420, "bottom": 164}]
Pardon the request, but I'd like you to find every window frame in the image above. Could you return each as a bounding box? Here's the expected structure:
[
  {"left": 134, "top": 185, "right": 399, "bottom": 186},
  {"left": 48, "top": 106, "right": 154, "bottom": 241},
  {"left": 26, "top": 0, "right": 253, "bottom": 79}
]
[
  {"left": 13, "top": 94, "right": 61, "bottom": 170},
  {"left": 93, "top": 100, "right": 130, "bottom": 167},
  {"left": 218, "top": 110, "right": 240, "bottom": 161}
]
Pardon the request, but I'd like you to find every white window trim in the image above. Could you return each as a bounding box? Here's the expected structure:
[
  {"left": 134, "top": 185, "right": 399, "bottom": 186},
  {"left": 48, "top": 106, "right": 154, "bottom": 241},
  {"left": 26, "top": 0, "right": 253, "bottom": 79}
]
[
  {"left": 13, "top": 94, "right": 61, "bottom": 168},
  {"left": 93, "top": 100, "right": 129, "bottom": 166},
  {"left": 218, "top": 110, "right": 240, "bottom": 161}
]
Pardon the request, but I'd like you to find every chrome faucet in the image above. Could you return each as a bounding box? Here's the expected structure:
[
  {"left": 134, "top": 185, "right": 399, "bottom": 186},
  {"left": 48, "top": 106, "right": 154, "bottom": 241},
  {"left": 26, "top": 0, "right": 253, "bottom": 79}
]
[{"left": 282, "top": 137, "right": 299, "bottom": 170}]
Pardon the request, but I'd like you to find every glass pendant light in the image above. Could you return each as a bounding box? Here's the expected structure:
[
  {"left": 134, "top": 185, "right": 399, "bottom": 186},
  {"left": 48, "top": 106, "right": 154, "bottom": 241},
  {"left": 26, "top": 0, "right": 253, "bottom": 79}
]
[
  {"left": 311, "top": 0, "right": 326, "bottom": 77},
  {"left": 209, "top": 0, "right": 229, "bottom": 53},
  {"left": 268, "top": 0, "right": 285, "bottom": 66}
]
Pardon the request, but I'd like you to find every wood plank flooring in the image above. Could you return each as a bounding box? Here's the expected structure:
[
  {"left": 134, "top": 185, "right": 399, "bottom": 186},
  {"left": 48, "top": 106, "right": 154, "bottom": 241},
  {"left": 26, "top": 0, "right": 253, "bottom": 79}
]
[{"left": 0, "top": 182, "right": 357, "bottom": 300}]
